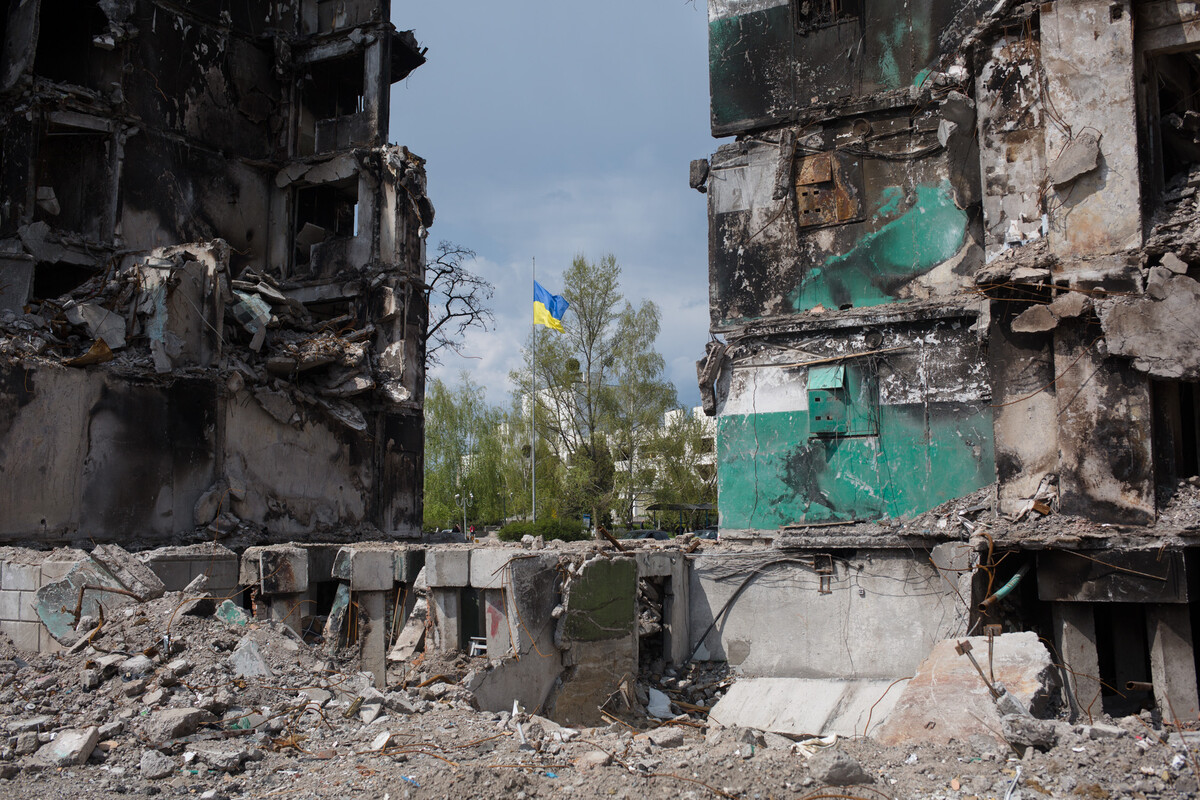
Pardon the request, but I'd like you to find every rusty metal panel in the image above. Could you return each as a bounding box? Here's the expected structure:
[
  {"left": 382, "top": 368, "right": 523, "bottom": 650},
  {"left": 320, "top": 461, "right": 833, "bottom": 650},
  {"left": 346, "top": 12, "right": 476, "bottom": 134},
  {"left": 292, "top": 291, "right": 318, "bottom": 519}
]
[
  {"left": 1036, "top": 550, "right": 1188, "bottom": 603},
  {"left": 795, "top": 152, "right": 862, "bottom": 229}
]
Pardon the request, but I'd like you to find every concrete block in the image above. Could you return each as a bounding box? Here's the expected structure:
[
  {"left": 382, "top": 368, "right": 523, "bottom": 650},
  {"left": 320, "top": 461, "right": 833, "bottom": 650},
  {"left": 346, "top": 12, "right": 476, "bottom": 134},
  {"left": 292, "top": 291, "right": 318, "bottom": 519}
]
[
  {"left": 426, "top": 549, "right": 469, "bottom": 587},
  {"left": 333, "top": 547, "right": 394, "bottom": 591},
  {"left": 469, "top": 549, "right": 520, "bottom": 590},
  {"left": 4, "top": 621, "right": 42, "bottom": 652},
  {"left": 1, "top": 562, "right": 39, "bottom": 592},
  {"left": 636, "top": 551, "right": 677, "bottom": 578},
  {"left": 710, "top": 678, "right": 907, "bottom": 738},
  {"left": 0, "top": 590, "right": 19, "bottom": 621},
  {"left": 145, "top": 558, "right": 193, "bottom": 592},
  {"left": 258, "top": 547, "right": 308, "bottom": 595},
  {"left": 17, "top": 591, "right": 38, "bottom": 622}
]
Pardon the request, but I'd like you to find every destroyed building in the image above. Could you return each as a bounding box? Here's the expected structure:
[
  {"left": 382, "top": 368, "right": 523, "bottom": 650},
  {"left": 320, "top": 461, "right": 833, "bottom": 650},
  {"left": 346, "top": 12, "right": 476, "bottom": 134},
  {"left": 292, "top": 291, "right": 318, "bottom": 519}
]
[
  {"left": 5, "top": 0, "right": 1200, "bottom": 783},
  {"left": 0, "top": 0, "right": 432, "bottom": 545},
  {"left": 689, "top": 0, "right": 1200, "bottom": 728}
]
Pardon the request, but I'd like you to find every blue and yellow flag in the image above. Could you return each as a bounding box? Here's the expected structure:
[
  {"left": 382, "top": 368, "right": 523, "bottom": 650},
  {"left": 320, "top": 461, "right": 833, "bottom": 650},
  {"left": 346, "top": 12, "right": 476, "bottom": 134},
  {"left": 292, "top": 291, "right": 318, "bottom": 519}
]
[{"left": 533, "top": 281, "right": 569, "bottom": 333}]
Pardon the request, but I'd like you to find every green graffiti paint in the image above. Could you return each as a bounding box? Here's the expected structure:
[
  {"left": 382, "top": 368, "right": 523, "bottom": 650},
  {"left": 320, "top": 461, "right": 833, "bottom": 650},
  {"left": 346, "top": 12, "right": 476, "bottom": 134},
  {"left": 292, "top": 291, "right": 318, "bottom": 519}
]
[
  {"left": 562, "top": 558, "right": 637, "bottom": 642},
  {"left": 717, "top": 403, "right": 994, "bottom": 532},
  {"left": 790, "top": 182, "right": 968, "bottom": 311}
]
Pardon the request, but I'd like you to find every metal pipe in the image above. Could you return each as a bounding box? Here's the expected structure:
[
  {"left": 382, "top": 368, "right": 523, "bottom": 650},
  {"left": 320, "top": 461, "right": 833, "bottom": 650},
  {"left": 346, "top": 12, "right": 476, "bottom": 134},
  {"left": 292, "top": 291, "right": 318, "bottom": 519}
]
[
  {"left": 979, "top": 563, "right": 1032, "bottom": 612},
  {"left": 1126, "top": 681, "right": 1154, "bottom": 692}
]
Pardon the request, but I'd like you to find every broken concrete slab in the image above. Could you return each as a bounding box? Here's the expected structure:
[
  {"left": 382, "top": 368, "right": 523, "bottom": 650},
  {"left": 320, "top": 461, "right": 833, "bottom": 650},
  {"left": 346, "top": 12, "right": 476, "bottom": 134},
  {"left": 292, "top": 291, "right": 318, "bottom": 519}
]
[
  {"left": 1011, "top": 304, "right": 1057, "bottom": 333},
  {"left": 143, "top": 708, "right": 214, "bottom": 742},
  {"left": 229, "top": 637, "right": 272, "bottom": 678},
  {"left": 33, "top": 727, "right": 98, "bottom": 767},
  {"left": 89, "top": 544, "right": 165, "bottom": 601},
  {"left": 1098, "top": 272, "right": 1200, "bottom": 379},
  {"left": 1048, "top": 131, "right": 1101, "bottom": 187},
  {"left": 1047, "top": 291, "right": 1091, "bottom": 320},
  {"left": 708, "top": 678, "right": 907, "bottom": 739},
  {"left": 387, "top": 596, "right": 427, "bottom": 663},
  {"left": 34, "top": 559, "right": 129, "bottom": 646},
  {"left": 874, "top": 633, "right": 1056, "bottom": 747},
  {"left": 65, "top": 302, "right": 127, "bottom": 349}
]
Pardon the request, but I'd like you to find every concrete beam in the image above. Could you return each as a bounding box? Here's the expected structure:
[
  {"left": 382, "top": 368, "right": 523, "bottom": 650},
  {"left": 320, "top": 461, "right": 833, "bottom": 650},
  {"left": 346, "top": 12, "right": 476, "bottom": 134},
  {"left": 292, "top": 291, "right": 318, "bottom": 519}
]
[
  {"left": 332, "top": 547, "right": 394, "bottom": 591},
  {"left": 425, "top": 549, "right": 469, "bottom": 587}
]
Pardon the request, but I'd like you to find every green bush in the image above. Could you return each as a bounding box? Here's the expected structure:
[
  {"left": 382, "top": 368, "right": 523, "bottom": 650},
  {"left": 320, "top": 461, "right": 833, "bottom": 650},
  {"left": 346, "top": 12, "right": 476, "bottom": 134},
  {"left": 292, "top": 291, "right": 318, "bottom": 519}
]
[{"left": 498, "top": 518, "right": 589, "bottom": 542}]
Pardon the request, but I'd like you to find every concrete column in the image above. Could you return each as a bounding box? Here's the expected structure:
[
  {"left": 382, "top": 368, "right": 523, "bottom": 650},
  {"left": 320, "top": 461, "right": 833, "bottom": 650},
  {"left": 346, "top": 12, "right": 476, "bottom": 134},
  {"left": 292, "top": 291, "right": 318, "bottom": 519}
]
[
  {"left": 665, "top": 560, "right": 691, "bottom": 666},
  {"left": 359, "top": 590, "right": 387, "bottom": 689},
  {"left": 266, "top": 593, "right": 304, "bottom": 634},
  {"left": 247, "top": 547, "right": 309, "bottom": 636},
  {"left": 481, "top": 589, "right": 509, "bottom": 657},
  {"left": 431, "top": 589, "right": 461, "bottom": 653},
  {"left": 1147, "top": 604, "right": 1200, "bottom": 722},
  {"left": 333, "top": 547, "right": 396, "bottom": 688},
  {"left": 1053, "top": 602, "right": 1103, "bottom": 719}
]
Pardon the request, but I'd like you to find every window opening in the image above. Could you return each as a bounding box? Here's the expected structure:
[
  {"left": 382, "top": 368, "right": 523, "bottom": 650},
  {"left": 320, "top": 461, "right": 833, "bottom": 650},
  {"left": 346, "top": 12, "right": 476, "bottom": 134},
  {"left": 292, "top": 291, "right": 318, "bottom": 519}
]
[
  {"left": 294, "top": 178, "right": 358, "bottom": 268},
  {"left": 793, "top": 0, "right": 861, "bottom": 34},
  {"left": 35, "top": 123, "right": 109, "bottom": 239},
  {"left": 458, "top": 587, "right": 485, "bottom": 652},
  {"left": 33, "top": 0, "right": 110, "bottom": 90},
  {"left": 298, "top": 53, "right": 365, "bottom": 155}
]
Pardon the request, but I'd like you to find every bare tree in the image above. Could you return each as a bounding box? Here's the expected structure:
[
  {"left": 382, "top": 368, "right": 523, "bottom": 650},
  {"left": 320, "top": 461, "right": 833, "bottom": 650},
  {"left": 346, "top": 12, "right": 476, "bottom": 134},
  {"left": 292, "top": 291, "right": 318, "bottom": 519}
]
[{"left": 424, "top": 241, "right": 494, "bottom": 365}]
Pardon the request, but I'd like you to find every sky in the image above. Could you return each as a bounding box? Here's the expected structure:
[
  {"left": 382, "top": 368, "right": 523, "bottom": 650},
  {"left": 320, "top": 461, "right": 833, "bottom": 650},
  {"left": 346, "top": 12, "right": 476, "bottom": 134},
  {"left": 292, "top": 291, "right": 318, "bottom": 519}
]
[{"left": 389, "top": 1, "right": 718, "bottom": 410}]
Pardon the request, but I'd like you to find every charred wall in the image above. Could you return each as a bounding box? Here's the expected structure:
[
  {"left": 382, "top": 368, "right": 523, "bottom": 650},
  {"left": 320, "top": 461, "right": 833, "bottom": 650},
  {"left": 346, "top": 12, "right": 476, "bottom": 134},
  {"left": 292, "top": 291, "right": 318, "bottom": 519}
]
[
  {"left": 0, "top": 0, "right": 432, "bottom": 546},
  {"left": 702, "top": 0, "right": 1200, "bottom": 537}
]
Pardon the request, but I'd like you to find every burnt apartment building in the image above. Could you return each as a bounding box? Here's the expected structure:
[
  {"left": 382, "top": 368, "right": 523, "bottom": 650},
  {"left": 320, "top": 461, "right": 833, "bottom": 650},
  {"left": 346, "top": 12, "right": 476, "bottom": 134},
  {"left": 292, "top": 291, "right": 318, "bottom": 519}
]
[
  {"left": 693, "top": 0, "right": 1200, "bottom": 723},
  {"left": 0, "top": 0, "right": 432, "bottom": 544}
]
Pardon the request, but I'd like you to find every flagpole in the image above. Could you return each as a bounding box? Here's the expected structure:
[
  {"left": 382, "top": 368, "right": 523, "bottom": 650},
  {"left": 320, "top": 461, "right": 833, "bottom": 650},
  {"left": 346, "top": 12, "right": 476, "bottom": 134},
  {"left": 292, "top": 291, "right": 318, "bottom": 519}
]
[{"left": 531, "top": 257, "right": 537, "bottom": 525}]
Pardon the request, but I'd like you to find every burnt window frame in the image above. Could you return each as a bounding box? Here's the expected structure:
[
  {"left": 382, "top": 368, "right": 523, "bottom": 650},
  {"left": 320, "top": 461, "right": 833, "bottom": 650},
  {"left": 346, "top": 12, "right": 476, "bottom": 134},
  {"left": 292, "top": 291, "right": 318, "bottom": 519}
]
[{"left": 792, "top": 0, "right": 862, "bottom": 35}]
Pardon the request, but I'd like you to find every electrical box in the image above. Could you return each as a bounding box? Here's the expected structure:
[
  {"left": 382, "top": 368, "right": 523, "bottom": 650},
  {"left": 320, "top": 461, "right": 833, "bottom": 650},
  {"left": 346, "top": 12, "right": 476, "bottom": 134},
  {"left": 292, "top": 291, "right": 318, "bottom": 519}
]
[{"left": 807, "top": 364, "right": 878, "bottom": 438}]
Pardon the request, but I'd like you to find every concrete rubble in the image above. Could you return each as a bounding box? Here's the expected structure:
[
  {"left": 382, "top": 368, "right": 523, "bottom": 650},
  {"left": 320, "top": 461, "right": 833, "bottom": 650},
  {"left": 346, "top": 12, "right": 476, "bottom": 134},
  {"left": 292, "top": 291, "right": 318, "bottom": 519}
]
[{"left": 0, "top": 537, "right": 1194, "bottom": 799}]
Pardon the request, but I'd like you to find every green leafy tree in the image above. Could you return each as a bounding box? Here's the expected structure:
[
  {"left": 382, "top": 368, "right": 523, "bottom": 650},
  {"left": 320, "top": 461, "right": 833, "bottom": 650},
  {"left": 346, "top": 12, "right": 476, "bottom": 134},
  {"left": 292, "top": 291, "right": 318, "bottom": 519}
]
[
  {"left": 647, "top": 408, "right": 718, "bottom": 528},
  {"left": 423, "top": 374, "right": 508, "bottom": 530},
  {"left": 509, "top": 255, "right": 676, "bottom": 526}
]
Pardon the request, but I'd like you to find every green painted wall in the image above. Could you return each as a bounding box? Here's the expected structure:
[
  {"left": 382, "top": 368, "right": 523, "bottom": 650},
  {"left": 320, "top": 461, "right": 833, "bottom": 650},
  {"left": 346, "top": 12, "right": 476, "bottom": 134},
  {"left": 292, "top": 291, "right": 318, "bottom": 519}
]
[
  {"left": 717, "top": 402, "right": 994, "bottom": 531},
  {"left": 789, "top": 183, "right": 969, "bottom": 312},
  {"left": 561, "top": 558, "right": 637, "bottom": 642}
]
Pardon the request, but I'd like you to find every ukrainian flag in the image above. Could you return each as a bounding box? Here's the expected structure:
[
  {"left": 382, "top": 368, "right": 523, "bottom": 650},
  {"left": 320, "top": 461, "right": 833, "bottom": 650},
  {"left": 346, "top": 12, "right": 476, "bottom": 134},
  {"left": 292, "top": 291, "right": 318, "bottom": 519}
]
[{"left": 533, "top": 281, "right": 569, "bottom": 333}]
